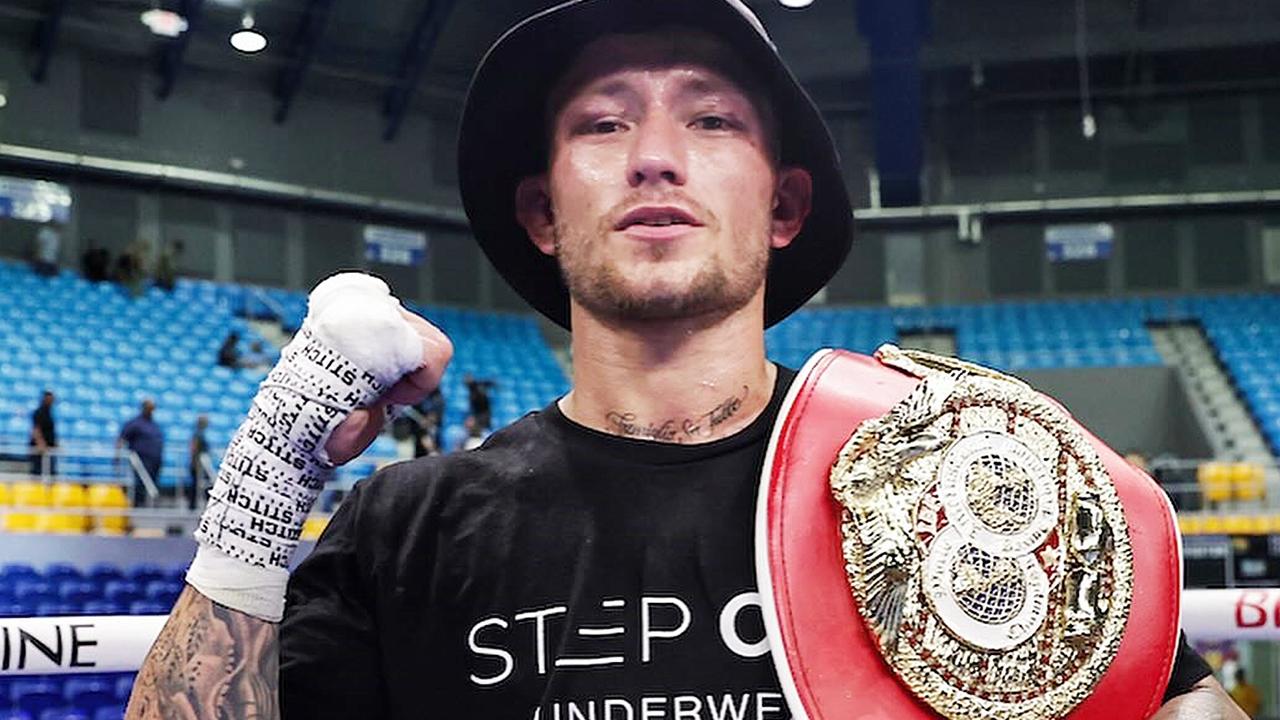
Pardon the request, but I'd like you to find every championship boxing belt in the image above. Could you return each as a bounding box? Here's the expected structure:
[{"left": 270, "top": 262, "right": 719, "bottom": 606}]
[{"left": 757, "top": 346, "right": 1182, "bottom": 720}]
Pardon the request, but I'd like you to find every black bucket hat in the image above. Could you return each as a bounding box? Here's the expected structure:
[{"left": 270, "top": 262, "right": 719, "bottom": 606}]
[{"left": 458, "top": 0, "right": 853, "bottom": 329}]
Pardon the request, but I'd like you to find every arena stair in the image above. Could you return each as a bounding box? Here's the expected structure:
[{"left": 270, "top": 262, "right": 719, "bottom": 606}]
[{"left": 1150, "top": 324, "right": 1272, "bottom": 461}]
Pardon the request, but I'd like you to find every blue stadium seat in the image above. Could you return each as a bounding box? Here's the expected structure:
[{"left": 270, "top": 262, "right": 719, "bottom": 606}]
[
  {"left": 12, "top": 680, "right": 62, "bottom": 717},
  {"left": 113, "top": 676, "right": 134, "bottom": 703},
  {"left": 128, "top": 601, "right": 169, "bottom": 615},
  {"left": 125, "top": 565, "right": 165, "bottom": 586}
]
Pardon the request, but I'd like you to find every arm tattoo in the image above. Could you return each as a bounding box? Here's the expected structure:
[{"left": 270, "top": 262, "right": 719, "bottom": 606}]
[
  {"left": 126, "top": 586, "right": 280, "bottom": 720},
  {"left": 605, "top": 386, "right": 749, "bottom": 443}
]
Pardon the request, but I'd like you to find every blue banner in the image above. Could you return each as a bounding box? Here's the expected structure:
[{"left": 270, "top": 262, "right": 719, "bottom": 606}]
[
  {"left": 1045, "top": 223, "right": 1114, "bottom": 262},
  {"left": 364, "top": 225, "right": 428, "bottom": 267}
]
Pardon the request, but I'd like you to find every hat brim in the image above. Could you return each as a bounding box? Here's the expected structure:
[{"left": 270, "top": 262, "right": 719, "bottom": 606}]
[{"left": 458, "top": 0, "right": 853, "bottom": 330}]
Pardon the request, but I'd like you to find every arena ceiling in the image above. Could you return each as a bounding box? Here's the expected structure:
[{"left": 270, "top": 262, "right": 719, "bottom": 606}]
[
  {"left": 0, "top": 1, "right": 1276, "bottom": 92},
  {"left": 0, "top": 0, "right": 1275, "bottom": 142}
]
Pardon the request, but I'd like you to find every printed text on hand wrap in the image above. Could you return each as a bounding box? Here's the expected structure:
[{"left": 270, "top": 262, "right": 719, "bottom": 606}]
[{"left": 195, "top": 326, "right": 385, "bottom": 570}]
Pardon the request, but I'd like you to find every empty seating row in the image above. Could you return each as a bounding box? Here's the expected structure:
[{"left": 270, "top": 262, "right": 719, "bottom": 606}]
[{"left": 0, "top": 673, "right": 133, "bottom": 720}]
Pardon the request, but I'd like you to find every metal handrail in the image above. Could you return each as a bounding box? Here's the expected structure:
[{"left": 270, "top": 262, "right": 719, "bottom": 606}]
[
  {"left": 0, "top": 442, "right": 132, "bottom": 484},
  {"left": 196, "top": 453, "right": 216, "bottom": 510},
  {"left": 123, "top": 451, "right": 159, "bottom": 508},
  {"left": 249, "top": 286, "right": 290, "bottom": 325}
]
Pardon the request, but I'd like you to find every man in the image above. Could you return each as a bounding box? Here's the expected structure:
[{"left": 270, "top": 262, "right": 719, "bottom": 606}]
[
  {"left": 29, "top": 390, "right": 57, "bottom": 478},
  {"left": 465, "top": 373, "right": 496, "bottom": 429},
  {"left": 32, "top": 223, "right": 60, "bottom": 277},
  {"left": 154, "top": 239, "right": 183, "bottom": 291},
  {"left": 217, "top": 331, "right": 241, "bottom": 368},
  {"left": 1229, "top": 668, "right": 1262, "bottom": 718},
  {"left": 127, "top": 2, "right": 1239, "bottom": 719},
  {"left": 118, "top": 399, "right": 163, "bottom": 507},
  {"left": 457, "top": 414, "right": 487, "bottom": 451},
  {"left": 188, "top": 415, "right": 210, "bottom": 511},
  {"left": 81, "top": 238, "right": 110, "bottom": 282}
]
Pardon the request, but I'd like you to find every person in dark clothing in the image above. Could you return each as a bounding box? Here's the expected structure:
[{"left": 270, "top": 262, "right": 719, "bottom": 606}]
[
  {"left": 29, "top": 390, "right": 57, "bottom": 477},
  {"left": 417, "top": 387, "right": 445, "bottom": 451},
  {"left": 114, "top": 240, "right": 145, "bottom": 296},
  {"left": 155, "top": 239, "right": 183, "bottom": 291},
  {"left": 188, "top": 415, "right": 210, "bottom": 511},
  {"left": 465, "top": 374, "right": 495, "bottom": 429},
  {"left": 128, "top": 2, "right": 1238, "bottom": 718},
  {"left": 81, "top": 240, "right": 111, "bottom": 282},
  {"left": 217, "top": 331, "right": 241, "bottom": 368},
  {"left": 118, "top": 399, "right": 164, "bottom": 507}
]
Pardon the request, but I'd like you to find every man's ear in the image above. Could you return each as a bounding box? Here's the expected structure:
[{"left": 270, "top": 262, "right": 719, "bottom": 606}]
[
  {"left": 770, "top": 167, "right": 813, "bottom": 250},
  {"left": 515, "top": 175, "right": 557, "bottom": 256}
]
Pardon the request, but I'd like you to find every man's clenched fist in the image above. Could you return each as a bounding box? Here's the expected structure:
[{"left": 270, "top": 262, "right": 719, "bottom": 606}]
[{"left": 326, "top": 308, "right": 453, "bottom": 465}]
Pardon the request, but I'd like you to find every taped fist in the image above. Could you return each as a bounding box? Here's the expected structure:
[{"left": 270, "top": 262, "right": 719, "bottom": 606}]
[{"left": 187, "top": 273, "right": 452, "bottom": 622}]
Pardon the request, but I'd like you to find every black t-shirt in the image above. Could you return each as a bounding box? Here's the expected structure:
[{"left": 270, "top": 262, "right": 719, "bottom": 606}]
[
  {"left": 280, "top": 367, "right": 1210, "bottom": 719},
  {"left": 31, "top": 405, "right": 55, "bottom": 447}
]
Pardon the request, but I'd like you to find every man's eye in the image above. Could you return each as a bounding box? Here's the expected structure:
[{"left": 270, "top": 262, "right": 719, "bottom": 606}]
[
  {"left": 691, "top": 116, "right": 731, "bottom": 131},
  {"left": 590, "top": 119, "right": 624, "bottom": 134}
]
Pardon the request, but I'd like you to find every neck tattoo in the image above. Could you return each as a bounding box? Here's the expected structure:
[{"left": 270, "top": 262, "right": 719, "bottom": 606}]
[{"left": 604, "top": 386, "right": 749, "bottom": 443}]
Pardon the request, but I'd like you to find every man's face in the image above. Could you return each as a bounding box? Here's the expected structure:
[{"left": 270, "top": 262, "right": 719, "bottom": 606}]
[{"left": 517, "top": 32, "right": 811, "bottom": 324}]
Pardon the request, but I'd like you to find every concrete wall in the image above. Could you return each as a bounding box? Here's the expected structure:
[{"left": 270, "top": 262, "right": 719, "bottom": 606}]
[
  {"left": 836, "top": 215, "right": 1277, "bottom": 307},
  {"left": 1020, "top": 365, "right": 1212, "bottom": 459}
]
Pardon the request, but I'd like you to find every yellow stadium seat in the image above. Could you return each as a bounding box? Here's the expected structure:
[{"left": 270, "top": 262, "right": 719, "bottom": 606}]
[
  {"left": 0, "top": 484, "right": 11, "bottom": 506},
  {"left": 12, "top": 482, "right": 51, "bottom": 508},
  {"left": 1223, "top": 515, "right": 1251, "bottom": 536},
  {"left": 1178, "top": 515, "right": 1203, "bottom": 536},
  {"left": 301, "top": 516, "right": 330, "bottom": 541},
  {"left": 51, "top": 483, "right": 87, "bottom": 508},
  {"left": 1232, "top": 463, "right": 1266, "bottom": 503},
  {"left": 1200, "top": 514, "right": 1227, "bottom": 535},
  {"left": 49, "top": 483, "right": 90, "bottom": 532},
  {"left": 2, "top": 512, "right": 38, "bottom": 532},
  {"left": 87, "top": 484, "right": 130, "bottom": 534},
  {"left": 1197, "top": 463, "right": 1232, "bottom": 505},
  {"left": 87, "top": 484, "right": 129, "bottom": 508}
]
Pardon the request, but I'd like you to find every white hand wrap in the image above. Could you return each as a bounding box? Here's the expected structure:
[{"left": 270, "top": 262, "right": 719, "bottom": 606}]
[{"left": 187, "top": 273, "right": 423, "bottom": 622}]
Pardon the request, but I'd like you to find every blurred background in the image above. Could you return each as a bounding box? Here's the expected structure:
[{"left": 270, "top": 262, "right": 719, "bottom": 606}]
[{"left": 0, "top": 0, "right": 1278, "bottom": 717}]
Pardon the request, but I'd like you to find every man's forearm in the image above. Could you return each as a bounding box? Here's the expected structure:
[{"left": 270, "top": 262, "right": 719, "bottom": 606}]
[
  {"left": 1152, "top": 677, "right": 1249, "bottom": 720},
  {"left": 126, "top": 586, "right": 279, "bottom": 720}
]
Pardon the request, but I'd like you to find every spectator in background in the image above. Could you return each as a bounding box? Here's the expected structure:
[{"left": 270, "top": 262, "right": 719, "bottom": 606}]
[
  {"left": 218, "top": 331, "right": 241, "bottom": 368},
  {"left": 80, "top": 239, "right": 111, "bottom": 282},
  {"left": 29, "top": 390, "right": 57, "bottom": 477},
  {"left": 241, "top": 340, "right": 272, "bottom": 370},
  {"left": 188, "top": 415, "right": 210, "bottom": 511},
  {"left": 458, "top": 415, "right": 487, "bottom": 452},
  {"left": 1229, "top": 668, "right": 1261, "bottom": 717},
  {"left": 114, "top": 240, "right": 145, "bottom": 296},
  {"left": 418, "top": 386, "right": 445, "bottom": 450},
  {"left": 154, "top": 239, "right": 183, "bottom": 291},
  {"left": 32, "top": 223, "right": 60, "bottom": 277},
  {"left": 1124, "top": 450, "right": 1149, "bottom": 473},
  {"left": 118, "top": 399, "right": 163, "bottom": 507},
  {"left": 465, "top": 374, "right": 495, "bottom": 430}
]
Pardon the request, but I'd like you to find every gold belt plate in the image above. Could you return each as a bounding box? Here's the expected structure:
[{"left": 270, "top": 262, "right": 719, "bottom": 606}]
[{"left": 829, "top": 345, "right": 1134, "bottom": 720}]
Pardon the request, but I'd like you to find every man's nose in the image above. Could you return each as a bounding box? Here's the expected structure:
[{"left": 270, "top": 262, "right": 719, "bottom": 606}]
[{"left": 627, "top": 115, "right": 688, "bottom": 188}]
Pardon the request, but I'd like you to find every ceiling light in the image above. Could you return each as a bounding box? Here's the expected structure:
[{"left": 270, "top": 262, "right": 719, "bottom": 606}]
[
  {"left": 779, "top": 0, "right": 814, "bottom": 7},
  {"left": 230, "top": 11, "right": 267, "bottom": 53},
  {"left": 140, "top": 8, "right": 189, "bottom": 37}
]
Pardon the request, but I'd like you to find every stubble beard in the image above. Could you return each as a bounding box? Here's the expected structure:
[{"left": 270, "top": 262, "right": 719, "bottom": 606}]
[{"left": 553, "top": 216, "right": 770, "bottom": 324}]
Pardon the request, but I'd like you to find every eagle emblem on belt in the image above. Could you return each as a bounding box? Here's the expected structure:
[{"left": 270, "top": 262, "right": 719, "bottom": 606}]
[{"left": 830, "top": 345, "right": 1134, "bottom": 719}]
